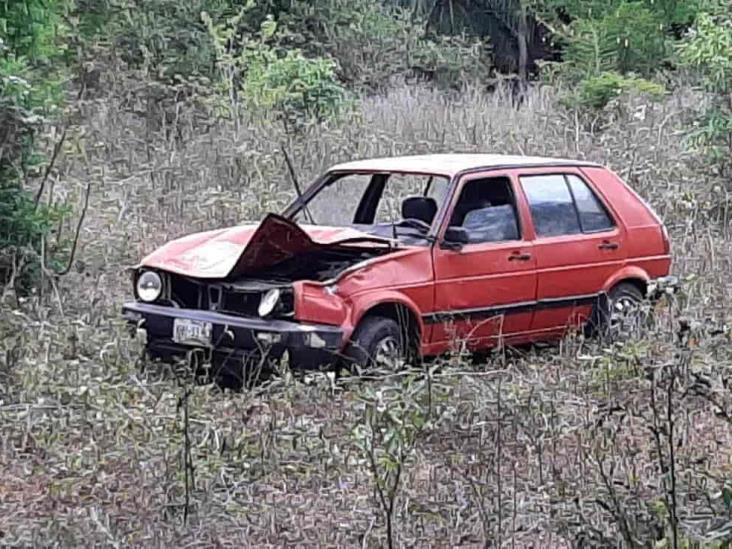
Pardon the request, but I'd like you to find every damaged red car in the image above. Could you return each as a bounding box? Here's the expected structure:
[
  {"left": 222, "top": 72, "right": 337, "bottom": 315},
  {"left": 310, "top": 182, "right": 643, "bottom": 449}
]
[{"left": 123, "top": 154, "right": 676, "bottom": 383}]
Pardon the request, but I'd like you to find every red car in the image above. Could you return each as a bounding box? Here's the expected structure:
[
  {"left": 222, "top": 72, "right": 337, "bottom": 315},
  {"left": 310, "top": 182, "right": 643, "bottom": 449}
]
[{"left": 123, "top": 154, "right": 676, "bottom": 383}]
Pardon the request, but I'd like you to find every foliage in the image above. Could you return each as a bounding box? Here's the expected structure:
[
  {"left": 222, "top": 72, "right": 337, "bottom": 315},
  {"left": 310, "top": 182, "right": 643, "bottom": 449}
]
[
  {"left": 352, "top": 370, "right": 438, "bottom": 548},
  {"left": 574, "top": 70, "right": 665, "bottom": 109},
  {"left": 242, "top": 46, "right": 347, "bottom": 125},
  {"left": 678, "top": 6, "right": 732, "bottom": 175},
  {"left": 2, "top": 54, "right": 732, "bottom": 543},
  {"left": 560, "top": 3, "right": 667, "bottom": 78},
  {"left": 534, "top": 1, "right": 677, "bottom": 108},
  {"left": 97, "top": 0, "right": 242, "bottom": 79},
  {"left": 532, "top": 0, "right": 703, "bottom": 25},
  {"left": 204, "top": 10, "right": 348, "bottom": 126},
  {"left": 279, "top": 0, "right": 489, "bottom": 90},
  {"left": 100, "top": 0, "right": 488, "bottom": 94},
  {"left": 0, "top": 0, "right": 69, "bottom": 290}
]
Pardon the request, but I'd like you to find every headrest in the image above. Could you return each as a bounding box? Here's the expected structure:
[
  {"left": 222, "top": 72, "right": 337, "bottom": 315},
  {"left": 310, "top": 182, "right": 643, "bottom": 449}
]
[{"left": 401, "top": 196, "right": 438, "bottom": 224}]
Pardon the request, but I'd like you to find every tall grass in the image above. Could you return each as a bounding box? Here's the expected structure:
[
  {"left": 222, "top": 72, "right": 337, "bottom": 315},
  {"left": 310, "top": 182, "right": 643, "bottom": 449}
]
[{"left": 0, "top": 76, "right": 730, "bottom": 546}]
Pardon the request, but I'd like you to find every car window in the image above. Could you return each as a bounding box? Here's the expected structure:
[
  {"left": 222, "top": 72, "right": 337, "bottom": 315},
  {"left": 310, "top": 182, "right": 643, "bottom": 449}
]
[
  {"left": 295, "top": 173, "right": 372, "bottom": 226},
  {"left": 374, "top": 174, "right": 449, "bottom": 224},
  {"left": 566, "top": 174, "right": 614, "bottom": 232},
  {"left": 520, "top": 175, "right": 581, "bottom": 237},
  {"left": 292, "top": 172, "right": 450, "bottom": 230},
  {"left": 449, "top": 177, "right": 520, "bottom": 243}
]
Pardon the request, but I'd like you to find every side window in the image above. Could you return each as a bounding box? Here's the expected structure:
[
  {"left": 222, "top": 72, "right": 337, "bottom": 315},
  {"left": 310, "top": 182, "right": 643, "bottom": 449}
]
[
  {"left": 520, "top": 175, "right": 581, "bottom": 237},
  {"left": 566, "top": 175, "right": 614, "bottom": 232},
  {"left": 449, "top": 177, "right": 520, "bottom": 244}
]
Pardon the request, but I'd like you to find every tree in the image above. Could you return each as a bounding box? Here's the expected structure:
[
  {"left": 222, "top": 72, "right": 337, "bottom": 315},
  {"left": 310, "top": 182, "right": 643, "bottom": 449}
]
[
  {"left": 678, "top": 3, "right": 732, "bottom": 176},
  {"left": 0, "top": 0, "right": 69, "bottom": 289}
]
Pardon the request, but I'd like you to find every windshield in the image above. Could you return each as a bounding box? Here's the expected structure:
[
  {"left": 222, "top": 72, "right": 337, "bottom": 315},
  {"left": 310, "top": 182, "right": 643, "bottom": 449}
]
[{"left": 292, "top": 172, "right": 450, "bottom": 243}]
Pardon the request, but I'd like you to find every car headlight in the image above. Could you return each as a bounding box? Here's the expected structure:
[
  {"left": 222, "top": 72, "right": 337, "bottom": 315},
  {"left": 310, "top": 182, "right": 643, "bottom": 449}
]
[
  {"left": 258, "top": 288, "right": 281, "bottom": 317},
  {"left": 136, "top": 271, "right": 162, "bottom": 302}
]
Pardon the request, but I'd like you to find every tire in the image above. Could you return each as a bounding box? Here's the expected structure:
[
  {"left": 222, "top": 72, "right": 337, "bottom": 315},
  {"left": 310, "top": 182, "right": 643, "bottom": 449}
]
[
  {"left": 343, "top": 316, "right": 413, "bottom": 373},
  {"left": 589, "top": 282, "right": 645, "bottom": 339}
]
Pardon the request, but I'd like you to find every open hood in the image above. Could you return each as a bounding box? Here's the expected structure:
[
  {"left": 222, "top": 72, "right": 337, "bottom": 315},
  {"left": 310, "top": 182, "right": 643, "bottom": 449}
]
[{"left": 139, "top": 213, "right": 393, "bottom": 279}]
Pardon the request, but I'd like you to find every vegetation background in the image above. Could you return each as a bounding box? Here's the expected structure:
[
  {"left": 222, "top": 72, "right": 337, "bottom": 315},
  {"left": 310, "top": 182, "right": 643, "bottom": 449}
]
[{"left": 1, "top": 0, "right": 731, "bottom": 546}]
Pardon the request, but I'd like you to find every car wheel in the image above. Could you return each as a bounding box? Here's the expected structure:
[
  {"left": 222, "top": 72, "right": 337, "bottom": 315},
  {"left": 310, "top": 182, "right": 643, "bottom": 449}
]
[
  {"left": 590, "top": 282, "right": 646, "bottom": 339},
  {"left": 344, "top": 316, "right": 413, "bottom": 373}
]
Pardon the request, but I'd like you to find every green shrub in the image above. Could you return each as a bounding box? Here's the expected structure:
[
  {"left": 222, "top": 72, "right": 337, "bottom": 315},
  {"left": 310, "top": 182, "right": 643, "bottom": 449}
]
[
  {"left": 678, "top": 7, "right": 732, "bottom": 174},
  {"left": 560, "top": 2, "right": 668, "bottom": 79},
  {"left": 0, "top": 0, "right": 69, "bottom": 290},
  {"left": 205, "top": 12, "right": 348, "bottom": 125},
  {"left": 575, "top": 71, "right": 665, "bottom": 109},
  {"left": 242, "top": 46, "right": 348, "bottom": 124},
  {"left": 280, "top": 0, "right": 488, "bottom": 90},
  {"left": 105, "top": 0, "right": 241, "bottom": 79}
]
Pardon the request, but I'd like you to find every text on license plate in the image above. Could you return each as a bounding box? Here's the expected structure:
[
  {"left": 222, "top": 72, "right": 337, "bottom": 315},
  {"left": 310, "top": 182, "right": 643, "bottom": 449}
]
[{"left": 173, "top": 318, "right": 213, "bottom": 346}]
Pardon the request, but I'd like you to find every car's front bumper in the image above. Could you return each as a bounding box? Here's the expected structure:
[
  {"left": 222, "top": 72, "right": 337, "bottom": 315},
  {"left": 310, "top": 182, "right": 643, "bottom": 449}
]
[{"left": 122, "top": 301, "right": 344, "bottom": 369}]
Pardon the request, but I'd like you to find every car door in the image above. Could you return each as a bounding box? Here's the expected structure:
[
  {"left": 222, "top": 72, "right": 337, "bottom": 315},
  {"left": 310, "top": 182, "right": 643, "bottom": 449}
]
[
  {"left": 516, "top": 168, "right": 627, "bottom": 334},
  {"left": 429, "top": 172, "right": 537, "bottom": 351}
]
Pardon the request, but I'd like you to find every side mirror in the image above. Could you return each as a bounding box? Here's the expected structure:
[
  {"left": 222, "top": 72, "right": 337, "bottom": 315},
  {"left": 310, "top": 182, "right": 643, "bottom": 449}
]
[{"left": 440, "top": 226, "right": 469, "bottom": 250}]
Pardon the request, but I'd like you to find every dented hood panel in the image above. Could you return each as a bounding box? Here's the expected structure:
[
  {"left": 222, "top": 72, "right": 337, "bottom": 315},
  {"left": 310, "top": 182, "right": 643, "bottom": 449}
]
[{"left": 139, "top": 213, "right": 392, "bottom": 279}]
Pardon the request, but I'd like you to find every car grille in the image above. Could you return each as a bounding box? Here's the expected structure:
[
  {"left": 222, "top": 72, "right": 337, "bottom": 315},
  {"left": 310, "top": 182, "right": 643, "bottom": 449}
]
[{"left": 164, "top": 273, "right": 290, "bottom": 317}]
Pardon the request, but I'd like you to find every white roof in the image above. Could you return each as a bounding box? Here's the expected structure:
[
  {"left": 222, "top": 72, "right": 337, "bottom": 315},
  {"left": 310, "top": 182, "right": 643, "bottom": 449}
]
[{"left": 329, "top": 154, "right": 598, "bottom": 177}]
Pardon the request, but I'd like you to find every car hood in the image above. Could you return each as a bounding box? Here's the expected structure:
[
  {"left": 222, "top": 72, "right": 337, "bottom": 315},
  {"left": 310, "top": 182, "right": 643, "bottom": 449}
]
[{"left": 138, "top": 213, "right": 394, "bottom": 279}]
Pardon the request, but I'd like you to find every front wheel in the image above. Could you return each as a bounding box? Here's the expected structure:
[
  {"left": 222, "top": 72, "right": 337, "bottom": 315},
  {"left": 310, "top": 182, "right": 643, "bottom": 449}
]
[{"left": 343, "top": 316, "right": 414, "bottom": 374}]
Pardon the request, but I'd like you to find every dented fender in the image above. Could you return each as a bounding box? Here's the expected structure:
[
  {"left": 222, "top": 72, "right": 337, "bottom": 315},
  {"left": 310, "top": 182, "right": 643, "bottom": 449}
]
[
  {"left": 294, "top": 281, "right": 350, "bottom": 328},
  {"left": 293, "top": 247, "right": 433, "bottom": 346},
  {"left": 346, "top": 291, "right": 426, "bottom": 343}
]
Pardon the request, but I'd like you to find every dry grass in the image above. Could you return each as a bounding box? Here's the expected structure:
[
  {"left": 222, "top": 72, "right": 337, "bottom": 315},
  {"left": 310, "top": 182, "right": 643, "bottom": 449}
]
[{"left": 1, "top": 74, "right": 731, "bottom": 547}]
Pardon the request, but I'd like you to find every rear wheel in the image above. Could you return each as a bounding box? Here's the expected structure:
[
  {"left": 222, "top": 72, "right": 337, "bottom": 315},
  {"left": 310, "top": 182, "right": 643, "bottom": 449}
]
[
  {"left": 590, "top": 282, "right": 645, "bottom": 339},
  {"left": 344, "top": 316, "right": 415, "bottom": 373}
]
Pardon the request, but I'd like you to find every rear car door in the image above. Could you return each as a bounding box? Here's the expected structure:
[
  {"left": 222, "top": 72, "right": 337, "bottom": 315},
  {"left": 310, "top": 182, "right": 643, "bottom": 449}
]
[
  {"left": 430, "top": 172, "right": 536, "bottom": 350},
  {"left": 516, "top": 168, "right": 627, "bottom": 333}
]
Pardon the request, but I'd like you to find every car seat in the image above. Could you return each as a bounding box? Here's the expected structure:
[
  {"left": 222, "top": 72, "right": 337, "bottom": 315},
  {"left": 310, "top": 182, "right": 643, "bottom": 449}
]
[{"left": 401, "top": 196, "right": 438, "bottom": 225}]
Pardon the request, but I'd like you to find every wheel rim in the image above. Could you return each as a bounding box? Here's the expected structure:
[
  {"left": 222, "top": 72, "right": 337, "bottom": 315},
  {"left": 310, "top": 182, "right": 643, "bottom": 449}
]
[
  {"left": 609, "top": 295, "right": 643, "bottom": 335},
  {"left": 373, "top": 336, "right": 403, "bottom": 369}
]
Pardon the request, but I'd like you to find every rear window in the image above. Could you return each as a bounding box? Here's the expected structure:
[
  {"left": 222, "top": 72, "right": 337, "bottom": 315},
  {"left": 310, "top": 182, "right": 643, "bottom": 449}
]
[
  {"left": 521, "top": 174, "right": 615, "bottom": 237},
  {"left": 566, "top": 175, "right": 614, "bottom": 232}
]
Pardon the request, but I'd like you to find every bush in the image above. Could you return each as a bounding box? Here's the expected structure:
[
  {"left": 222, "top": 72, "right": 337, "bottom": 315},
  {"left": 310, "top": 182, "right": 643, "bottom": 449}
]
[
  {"left": 283, "top": 0, "right": 490, "bottom": 90},
  {"left": 279, "top": 0, "right": 488, "bottom": 90},
  {"left": 559, "top": 3, "right": 668, "bottom": 79},
  {"left": 103, "top": 0, "right": 240, "bottom": 79},
  {"left": 0, "top": 0, "right": 68, "bottom": 290},
  {"left": 242, "top": 47, "right": 348, "bottom": 125},
  {"left": 678, "top": 7, "right": 732, "bottom": 175},
  {"left": 204, "top": 12, "right": 348, "bottom": 125},
  {"left": 575, "top": 71, "right": 665, "bottom": 109}
]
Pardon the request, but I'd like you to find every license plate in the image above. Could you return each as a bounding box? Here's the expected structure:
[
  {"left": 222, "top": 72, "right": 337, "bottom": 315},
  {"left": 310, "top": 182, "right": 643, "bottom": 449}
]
[{"left": 173, "top": 318, "right": 212, "bottom": 347}]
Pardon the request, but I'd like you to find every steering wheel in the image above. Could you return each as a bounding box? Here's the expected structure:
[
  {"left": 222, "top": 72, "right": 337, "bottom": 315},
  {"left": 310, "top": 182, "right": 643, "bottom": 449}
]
[{"left": 397, "top": 218, "right": 432, "bottom": 232}]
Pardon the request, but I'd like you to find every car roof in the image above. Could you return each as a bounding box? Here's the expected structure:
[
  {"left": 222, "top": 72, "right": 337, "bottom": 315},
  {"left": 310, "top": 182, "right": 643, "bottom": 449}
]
[{"left": 329, "top": 154, "right": 600, "bottom": 177}]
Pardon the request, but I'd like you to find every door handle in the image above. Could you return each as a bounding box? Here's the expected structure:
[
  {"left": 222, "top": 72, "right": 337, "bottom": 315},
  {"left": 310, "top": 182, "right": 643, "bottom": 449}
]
[
  {"left": 598, "top": 241, "right": 619, "bottom": 250},
  {"left": 508, "top": 251, "right": 532, "bottom": 261}
]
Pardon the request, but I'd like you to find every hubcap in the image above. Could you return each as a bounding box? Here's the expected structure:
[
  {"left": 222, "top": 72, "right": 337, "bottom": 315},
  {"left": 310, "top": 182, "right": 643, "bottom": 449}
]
[
  {"left": 609, "top": 295, "right": 643, "bottom": 336},
  {"left": 373, "top": 336, "right": 403, "bottom": 369}
]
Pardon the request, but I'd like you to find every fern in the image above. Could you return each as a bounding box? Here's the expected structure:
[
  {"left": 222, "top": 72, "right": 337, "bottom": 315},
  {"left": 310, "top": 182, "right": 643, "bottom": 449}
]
[{"left": 563, "top": 18, "right": 617, "bottom": 78}]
